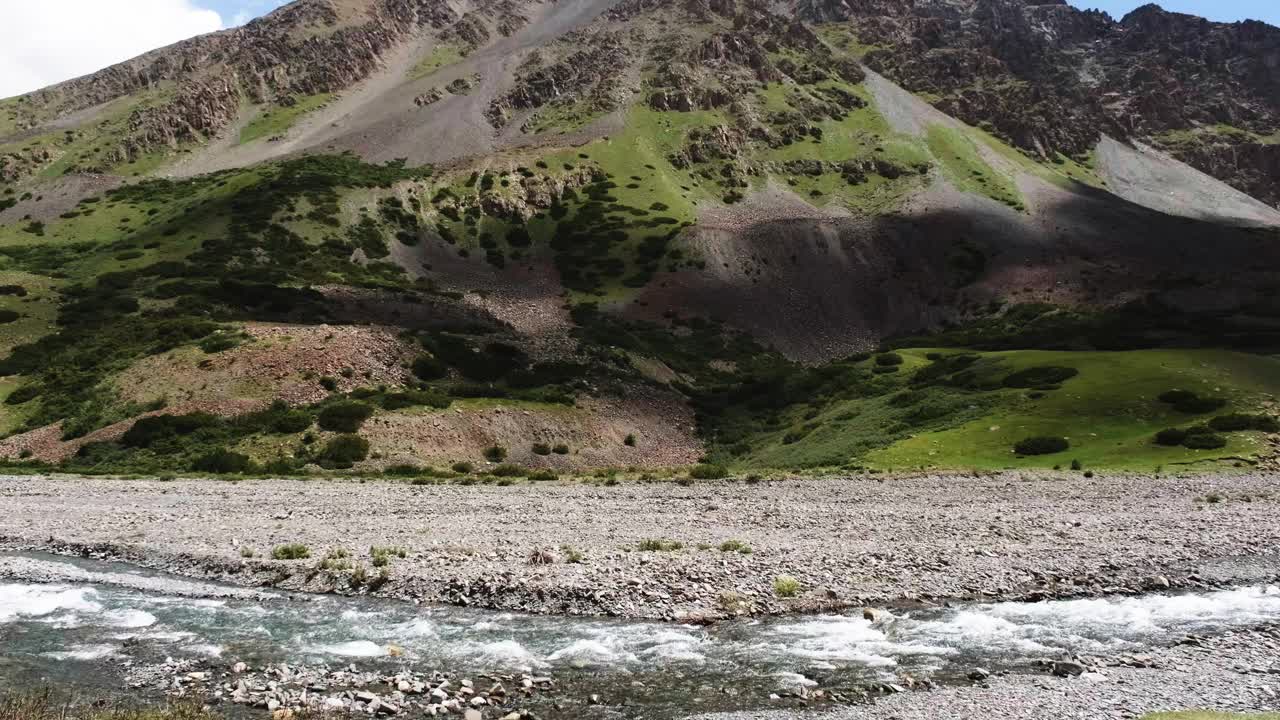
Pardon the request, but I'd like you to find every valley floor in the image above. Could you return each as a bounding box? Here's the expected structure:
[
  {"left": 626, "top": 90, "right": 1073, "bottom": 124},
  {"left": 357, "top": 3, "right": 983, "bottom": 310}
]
[{"left": 1, "top": 471, "right": 1278, "bottom": 620}]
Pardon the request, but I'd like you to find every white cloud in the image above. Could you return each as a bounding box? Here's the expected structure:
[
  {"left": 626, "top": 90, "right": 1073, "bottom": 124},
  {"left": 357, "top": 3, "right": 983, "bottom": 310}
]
[{"left": 0, "top": 0, "right": 224, "bottom": 99}]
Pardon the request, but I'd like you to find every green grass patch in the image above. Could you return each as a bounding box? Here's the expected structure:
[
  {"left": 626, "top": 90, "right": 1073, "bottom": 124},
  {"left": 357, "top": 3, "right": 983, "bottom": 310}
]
[
  {"left": 409, "top": 43, "right": 464, "bottom": 80},
  {"left": 926, "top": 124, "right": 1024, "bottom": 210},
  {"left": 239, "top": 93, "right": 333, "bottom": 145},
  {"left": 868, "top": 349, "right": 1280, "bottom": 471}
]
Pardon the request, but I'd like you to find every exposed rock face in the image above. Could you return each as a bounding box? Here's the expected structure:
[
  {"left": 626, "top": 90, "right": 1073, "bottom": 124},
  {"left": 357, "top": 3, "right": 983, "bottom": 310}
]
[
  {"left": 8, "top": 0, "right": 462, "bottom": 169},
  {"left": 487, "top": 32, "right": 631, "bottom": 128},
  {"left": 795, "top": 0, "right": 1280, "bottom": 207}
]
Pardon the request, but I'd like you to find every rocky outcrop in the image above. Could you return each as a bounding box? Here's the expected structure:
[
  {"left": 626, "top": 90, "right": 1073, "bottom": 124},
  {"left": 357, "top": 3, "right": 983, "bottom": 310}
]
[
  {"left": 486, "top": 32, "right": 630, "bottom": 128},
  {"left": 8, "top": 0, "right": 462, "bottom": 176},
  {"left": 796, "top": 0, "right": 1280, "bottom": 207}
]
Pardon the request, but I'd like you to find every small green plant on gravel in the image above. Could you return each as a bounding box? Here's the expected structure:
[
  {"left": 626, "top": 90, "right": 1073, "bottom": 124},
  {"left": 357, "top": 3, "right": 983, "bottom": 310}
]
[
  {"left": 239, "top": 546, "right": 256, "bottom": 558},
  {"left": 272, "top": 543, "right": 311, "bottom": 560},
  {"left": 552, "top": 443, "right": 570, "bottom": 455},
  {"left": 773, "top": 575, "right": 801, "bottom": 598},
  {"left": 1070, "top": 458, "right": 1083, "bottom": 471},
  {"left": 718, "top": 590, "right": 749, "bottom": 614},
  {"left": 719, "top": 539, "right": 752, "bottom": 554},
  {"left": 370, "top": 546, "right": 406, "bottom": 567},
  {"left": 1201, "top": 491, "right": 1225, "bottom": 504},
  {"left": 561, "top": 545, "right": 584, "bottom": 563},
  {"left": 624, "top": 433, "right": 637, "bottom": 447},
  {"left": 484, "top": 445, "right": 507, "bottom": 462},
  {"left": 637, "top": 538, "right": 683, "bottom": 552},
  {"left": 531, "top": 442, "right": 552, "bottom": 456},
  {"left": 452, "top": 461, "right": 474, "bottom": 473},
  {"left": 528, "top": 469, "right": 558, "bottom": 482},
  {"left": 321, "top": 548, "right": 352, "bottom": 571}
]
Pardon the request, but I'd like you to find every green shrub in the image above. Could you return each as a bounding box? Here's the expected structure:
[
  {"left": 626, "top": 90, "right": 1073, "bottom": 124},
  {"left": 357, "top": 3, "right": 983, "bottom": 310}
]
[
  {"left": 1001, "top": 366, "right": 1078, "bottom": 388},
  {"left": 192, "top": 448, "right": 252, "bottom": 474},
  {"left": 552, "top": 443, "right": 570, "bottom": 455},
  {"left": 320, "top": 434, "right": 370, "bottom": 468},
  {"left": 4, "top": 385, "right": 40, "bottom": 405},
  {"left": 528, "top": 469, "right": 558, "bottom": 482},
  {"left": 490, "top": 463, "right": 527, "bottom": 477},
  {"left": 1154, "top": 428, "right": 1187, "bottom": 446},
  {"left": 689, "top": 463, "right": 729, "bottom": 479},
  {"left": 1013, "top": 436, "right": 1069, "bottom": 456},
  {"left": 411, "top": 355, "right": 448, "bottom": 381},
  {"left": 1158, "top": 390, "right": 1227, "bottom": 414},
  {"left": 319, "top": 376, "right": 338, "bottom": 392},
  {"left": 122, "top": 413, "right": 220, "bottom": 448},
  {"left": 531, "top": 442, "right": 551, "bottom": 456},
  {"left": 318, "top": 401, "right": 373, "bottom": 432},
  {"left": 1208, "top": 413, "right": 1279, "bottom": 433},
  {"left": 483, "top": 445, "right": 507, "bottom": 462},
  {"left": 272, "top": 543, "right": 311, "bottom": 560},
  {"left": 773, "top": 575, "right": 801, "bottom": 597},
  {"left": 637, "top": 538, "right": 682, "bottom": 552},
  {"left": 624, "top": 433, "right": 636, "bottom": 447},
  {"left": 272, "top": 410, "right": 313, "bottom": 434},
  {"left": 719, "top": 539, "right": 752, "bottom": 554},
  {"left": 875, "top": 352, "right": 904, "bottom": 367},
  {"left": 451, "top": 461, "right": 474, "bottom": 473},
  {"left": 1182, "top": 433, "right": 1227, "bottom": 450}
]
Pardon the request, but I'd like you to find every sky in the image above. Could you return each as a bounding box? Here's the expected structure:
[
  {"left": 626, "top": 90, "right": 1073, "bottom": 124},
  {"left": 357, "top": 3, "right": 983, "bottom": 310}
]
[{"left": 1, "top": 0, "right": 1277, "bottom": 100}]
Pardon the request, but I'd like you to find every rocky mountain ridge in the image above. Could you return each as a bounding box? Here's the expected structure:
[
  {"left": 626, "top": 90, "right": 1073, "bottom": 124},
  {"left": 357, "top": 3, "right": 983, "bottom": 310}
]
[{"left": 802, "top": 0, "right": 1280, "bottom": 206}]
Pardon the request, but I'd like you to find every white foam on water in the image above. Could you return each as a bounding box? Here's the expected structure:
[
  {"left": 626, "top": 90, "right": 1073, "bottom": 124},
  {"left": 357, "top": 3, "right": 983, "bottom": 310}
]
[
  {"left": 312, "top": 640, "right": 387, "bottom": 657},
  {"left": 761, "top": 616, "right": 924, "bottom": 667},
  {"left": 182, "top": 644, "right": 225, "bottom": 657},
  {"left": 547, "top": 638, "right": 639, "bottom": 667},
  {"left": 43, "top": 644, "right": 118, "bottom": 661},
  {"left": 470, "top": 620, "right": 503, "bottom": 632},
  {"left": 104, "top": 609, "right": 158, "bottom": 628},
  {"left": 457, "top": 639, "right": 546, "bottom": 668},
  {"left": 774, "top": 671, "right": 818, "bottom": 688},
  {"left": 0, "top": 584, "right": 101, "bottom": 622},
  {"left": 398, "top": 618, "right": 440, "bottom": 638}
]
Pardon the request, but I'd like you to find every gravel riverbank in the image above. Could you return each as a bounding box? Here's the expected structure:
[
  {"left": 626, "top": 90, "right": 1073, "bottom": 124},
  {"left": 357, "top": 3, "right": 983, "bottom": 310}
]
[{"left": 2, "top": 472, "right": 1278, "bottom": 620}]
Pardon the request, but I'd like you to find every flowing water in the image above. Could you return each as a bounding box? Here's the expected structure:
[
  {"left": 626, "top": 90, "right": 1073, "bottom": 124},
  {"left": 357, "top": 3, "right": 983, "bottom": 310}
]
[{"left": 3, "top": 553, "right": 1280, "bottom": 715}]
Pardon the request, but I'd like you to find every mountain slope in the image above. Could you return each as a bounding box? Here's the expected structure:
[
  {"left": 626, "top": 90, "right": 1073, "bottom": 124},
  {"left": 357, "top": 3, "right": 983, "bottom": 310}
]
[{"left": 0, "top": 0, "right": 1276, "bottom": 477}]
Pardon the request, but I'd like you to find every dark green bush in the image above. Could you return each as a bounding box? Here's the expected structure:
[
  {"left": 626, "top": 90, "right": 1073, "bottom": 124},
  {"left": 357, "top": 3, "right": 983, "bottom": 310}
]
[
  {"left": 192, "top": 448, "right": 252, "bottom": 474},
  {"left": 318, "top": 401, "right": 373, "bottom": 432},
  {"left": 1182, "top": 433, "right": 1227, "bottom": 450},
  {"left": 490, "top": 464, "right": 526, "bottom": 477},
  {"left": 1158, "top": 390, "right": 1227, "bottom": 414},
  {"left": 875, "top": 352, "right": 904, "bottom": 367},
  {"left": 552, "top": 443, "right": 569, "bottom": 455},
  {"left": 411, "top": 355, "right": 448, "bottom": 381},
  {"left": 0, "top": 310, "right": 20, "bottom": 324},
  {"left": 689, "top": 463, "right": 729, "bottom": 479},
  {"left": 1001, "top": 366, "right": 1078, "bottom": 388},
  {"left": 272, "top": 410, "right": 313, "bottom": 434},
  {"left": 483, "top": 445, "right": 507, "bottom": 462},
  {"left": 1013, "top": 436, "right": 1069, "bottom": 455},
  {"left": 4, "top": 384, "right": 40, "bottom": 405},
  {"left": 528, "top": 469, "right": 558, "bottom": 482},
  {"left": 320, "top": 434, "right": 370, "bottom": 468},
  {"left": 1154, "top": 428, "right": 1187, "bottom": 446},
  {"left": 122, "top": 413, "right": 220, "bottom": 448},
  {"left": 531, "top": 442, "right": 551, "bottom": 456},
  {"left": 1208, "top": 413, "right": 1279, "bottom": 433}
]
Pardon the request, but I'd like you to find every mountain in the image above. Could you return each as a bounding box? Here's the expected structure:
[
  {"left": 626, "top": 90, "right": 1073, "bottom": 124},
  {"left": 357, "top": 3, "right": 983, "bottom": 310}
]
[{"left": 0, "top": 0, "right": 1276, "bottom": 477}]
